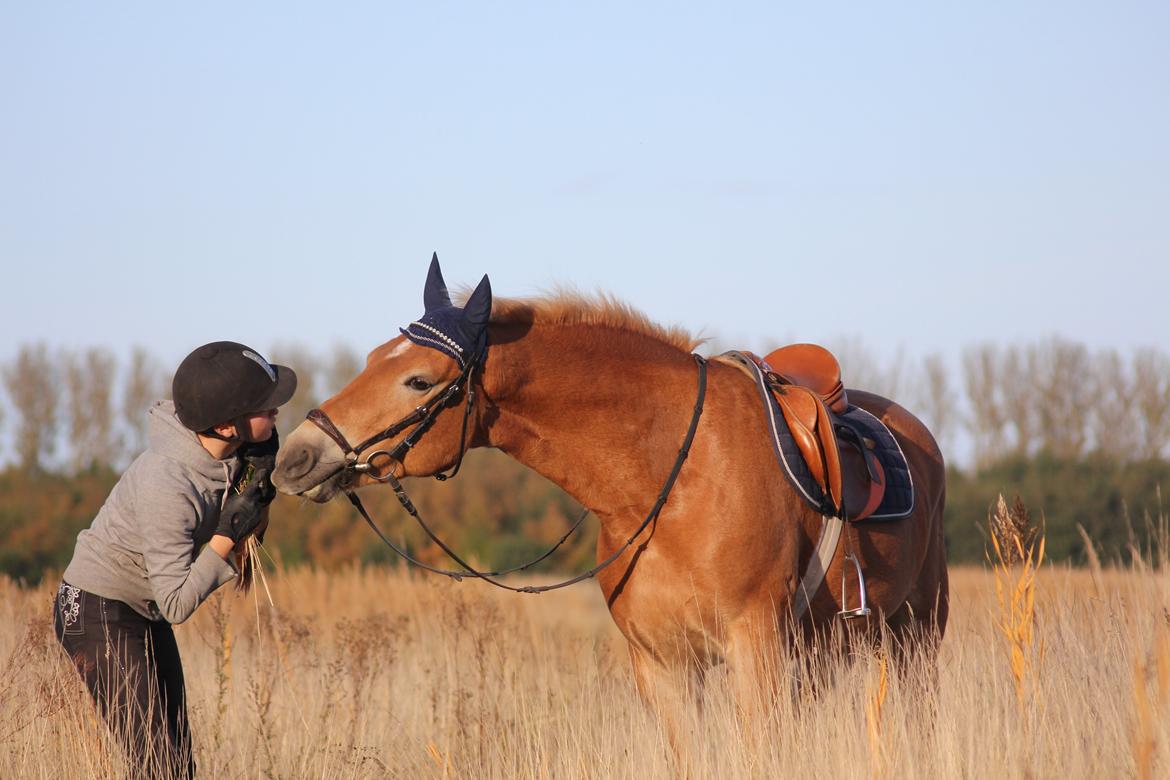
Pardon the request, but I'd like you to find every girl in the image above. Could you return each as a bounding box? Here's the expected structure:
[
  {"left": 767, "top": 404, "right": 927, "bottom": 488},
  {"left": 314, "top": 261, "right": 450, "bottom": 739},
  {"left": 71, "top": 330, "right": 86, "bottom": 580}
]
[{"left": 54, "top": 341, "right": 297, "bottom": 779}]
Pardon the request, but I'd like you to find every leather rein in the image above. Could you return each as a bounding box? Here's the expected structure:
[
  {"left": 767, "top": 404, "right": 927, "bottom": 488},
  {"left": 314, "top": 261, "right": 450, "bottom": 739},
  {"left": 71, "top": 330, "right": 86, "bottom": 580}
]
[{"left": 305, "top": 350, "right": 709, "bottom": 594}]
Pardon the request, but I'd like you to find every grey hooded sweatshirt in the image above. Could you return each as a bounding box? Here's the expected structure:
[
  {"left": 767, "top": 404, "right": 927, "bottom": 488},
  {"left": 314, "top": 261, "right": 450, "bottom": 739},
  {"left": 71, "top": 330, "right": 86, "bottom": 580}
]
[{"left": 63, "top": 400, "right": 240, "bottom": 623}]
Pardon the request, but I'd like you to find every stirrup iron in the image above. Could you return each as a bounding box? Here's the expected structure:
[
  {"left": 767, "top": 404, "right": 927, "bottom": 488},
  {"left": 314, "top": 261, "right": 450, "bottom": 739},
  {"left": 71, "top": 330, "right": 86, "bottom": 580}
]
[{"left": 838, "top": 553, "right": 872, "bottom": 620}]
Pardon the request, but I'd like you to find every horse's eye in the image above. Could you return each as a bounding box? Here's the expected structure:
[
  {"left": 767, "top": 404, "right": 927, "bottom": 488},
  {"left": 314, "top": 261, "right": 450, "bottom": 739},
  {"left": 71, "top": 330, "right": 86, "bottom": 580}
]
[{"left": 407, "top": 377, "right": 433, "bottom": 392}]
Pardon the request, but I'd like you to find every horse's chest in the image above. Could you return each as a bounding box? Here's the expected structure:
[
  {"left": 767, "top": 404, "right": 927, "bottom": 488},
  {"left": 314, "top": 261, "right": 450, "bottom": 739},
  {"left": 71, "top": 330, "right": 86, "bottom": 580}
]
[{"left": 598, "top": 545, "right": 729, "bottom": 660}]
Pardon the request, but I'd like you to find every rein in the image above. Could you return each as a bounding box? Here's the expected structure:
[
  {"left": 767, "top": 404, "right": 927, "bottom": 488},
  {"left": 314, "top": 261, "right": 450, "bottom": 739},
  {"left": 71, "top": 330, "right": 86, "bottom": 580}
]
[{"left": 309, "top": 352, "right": 709, "bottom": 594}]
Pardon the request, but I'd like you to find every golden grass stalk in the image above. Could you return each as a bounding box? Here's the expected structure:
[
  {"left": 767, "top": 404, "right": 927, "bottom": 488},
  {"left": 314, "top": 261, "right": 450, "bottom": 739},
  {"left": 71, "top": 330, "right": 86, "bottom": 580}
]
[
  {"left": 239, "top": 535, "right": 274, "bottom": 606},
  {"left": 206, "top": 593, "right": 233, "bottom": 749},
  {"left": 865, "top": 651, "right": 889, "bottom": 777},
  {"left": 1151, "top": 488, "right": 1169, "bottom": 571},
  {"left": 987, "top": 494, "right": 1046, "bottom": 711},
  {"left": 242, "top": 536, "right": 314, "bottom": 738},
  {"left": 426, "top": 741, "right": 453, "bottom": 777},
  {"left": 232, "top": 529, "right": 274, "bottom": 596},
  {"left": 1131, "top": 627, "right": 1170, "bottom": 780},
  {"left": 1076, "top": 522, "right": 1105, "bottom": 600}
]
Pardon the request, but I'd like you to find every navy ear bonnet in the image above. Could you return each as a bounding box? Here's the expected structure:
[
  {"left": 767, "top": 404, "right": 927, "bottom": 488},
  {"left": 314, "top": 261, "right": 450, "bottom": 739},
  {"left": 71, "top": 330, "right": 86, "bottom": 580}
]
[{"left": 400, "top": 254, "right": 492, "bottom": 368}]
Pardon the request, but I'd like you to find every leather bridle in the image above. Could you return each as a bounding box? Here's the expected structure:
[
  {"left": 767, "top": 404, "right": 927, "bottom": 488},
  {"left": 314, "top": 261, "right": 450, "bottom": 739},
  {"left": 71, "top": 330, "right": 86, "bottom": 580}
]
[{"left": 306, "top": 342, "right": 484, "bottom": 487}]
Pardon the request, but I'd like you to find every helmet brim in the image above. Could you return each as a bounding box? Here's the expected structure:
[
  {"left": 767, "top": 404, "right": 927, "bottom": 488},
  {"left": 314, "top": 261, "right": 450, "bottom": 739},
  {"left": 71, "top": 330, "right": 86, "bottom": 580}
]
[{"left": 255, "top": 364, "right": 298, "bottom": 412}]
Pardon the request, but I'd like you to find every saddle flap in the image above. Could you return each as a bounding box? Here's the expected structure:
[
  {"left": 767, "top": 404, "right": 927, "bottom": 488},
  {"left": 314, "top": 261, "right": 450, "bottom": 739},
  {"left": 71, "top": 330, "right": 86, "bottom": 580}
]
[
  {"left": 774, "top": 387, "right": 827, "bottom": 492},
  {"left": 774, "top": 385, "right": 818, "bottom": 431},
  {"left": 816, "top": 397, "right": 844, "bottom": 512},
  {"left": 773, "top": 385, "right": 845, "bottom": 511}
]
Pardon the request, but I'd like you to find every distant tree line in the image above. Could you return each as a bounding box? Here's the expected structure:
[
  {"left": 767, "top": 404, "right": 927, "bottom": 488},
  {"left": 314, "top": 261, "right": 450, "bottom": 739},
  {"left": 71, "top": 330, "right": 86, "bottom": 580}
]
[
  {"left": 1, "top": 337, "right": 1167, "bottom": 582},
  {"left": 4, "top": 336, "right": 1168, "bottom": 473},
  {"left": 0, "top": 342, "right": 365, "bottom": 473},
  {"left": 957, "top": 339, "right": 1170, "bottom": 467},
  {"left": 815, "top": 336, "right": 1170, "bottom": 469}
]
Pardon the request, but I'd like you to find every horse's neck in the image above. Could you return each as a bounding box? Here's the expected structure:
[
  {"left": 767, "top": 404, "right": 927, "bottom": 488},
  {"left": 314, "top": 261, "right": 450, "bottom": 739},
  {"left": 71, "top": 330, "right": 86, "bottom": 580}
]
[{"left": 480, "top": 326, "right": 699, "bottom": 519}]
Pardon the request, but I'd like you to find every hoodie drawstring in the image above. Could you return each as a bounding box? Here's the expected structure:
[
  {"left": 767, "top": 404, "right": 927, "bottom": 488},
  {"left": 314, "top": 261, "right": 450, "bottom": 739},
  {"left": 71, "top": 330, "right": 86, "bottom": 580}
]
[{"left": 220, "top": 461, "right": 232, "bottom": 510}]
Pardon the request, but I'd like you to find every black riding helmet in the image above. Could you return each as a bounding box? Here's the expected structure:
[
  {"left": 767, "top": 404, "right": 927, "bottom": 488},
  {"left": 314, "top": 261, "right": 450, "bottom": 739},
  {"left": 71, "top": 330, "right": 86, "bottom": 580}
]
[{"left": 172, "top": 341, "right": 298, "bottom": 434}]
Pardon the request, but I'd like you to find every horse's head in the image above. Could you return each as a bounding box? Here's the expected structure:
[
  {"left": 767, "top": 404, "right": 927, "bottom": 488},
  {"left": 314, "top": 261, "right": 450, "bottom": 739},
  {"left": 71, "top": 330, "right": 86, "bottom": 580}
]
[{"left": 273, "top": 255, "right": 491, "bottom": 502}]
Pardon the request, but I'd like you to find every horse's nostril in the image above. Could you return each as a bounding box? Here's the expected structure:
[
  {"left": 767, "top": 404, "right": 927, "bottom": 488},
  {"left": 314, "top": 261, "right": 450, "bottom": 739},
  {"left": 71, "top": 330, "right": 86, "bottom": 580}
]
[{"left": 280, "top": 446, "right": 316, "bottom": 481}]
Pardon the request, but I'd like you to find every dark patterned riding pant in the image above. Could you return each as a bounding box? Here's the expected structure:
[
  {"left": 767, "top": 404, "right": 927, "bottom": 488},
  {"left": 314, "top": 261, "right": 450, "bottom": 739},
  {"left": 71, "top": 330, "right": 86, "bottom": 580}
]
[{"left": 53, "top": 583, "right": 195, "bottom": 780}]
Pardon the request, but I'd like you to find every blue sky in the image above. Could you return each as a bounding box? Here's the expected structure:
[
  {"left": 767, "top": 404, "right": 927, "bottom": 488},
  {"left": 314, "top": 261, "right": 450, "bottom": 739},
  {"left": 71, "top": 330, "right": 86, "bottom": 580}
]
[{"left": 2, "top": 1, "right": 1168, "bottom": 375}]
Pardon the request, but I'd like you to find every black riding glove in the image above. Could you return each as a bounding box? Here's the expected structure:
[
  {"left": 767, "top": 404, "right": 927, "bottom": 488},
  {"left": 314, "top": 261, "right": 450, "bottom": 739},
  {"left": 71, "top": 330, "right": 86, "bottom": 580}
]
[
  {"left": 216, "top": 477, "right": 271, "bottom": 543},
  {"left": 213, "top": 431, "right": 280, "bottom": 543},
  {"left": 238, "top": 430, "right": 279, "bottom": 506}
]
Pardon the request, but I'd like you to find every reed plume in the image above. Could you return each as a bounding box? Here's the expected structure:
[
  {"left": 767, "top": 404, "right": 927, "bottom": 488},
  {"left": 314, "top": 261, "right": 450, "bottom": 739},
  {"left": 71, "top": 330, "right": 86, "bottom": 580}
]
[{"left": 987, "top": 493, "right": 1045, "bottom": 711}]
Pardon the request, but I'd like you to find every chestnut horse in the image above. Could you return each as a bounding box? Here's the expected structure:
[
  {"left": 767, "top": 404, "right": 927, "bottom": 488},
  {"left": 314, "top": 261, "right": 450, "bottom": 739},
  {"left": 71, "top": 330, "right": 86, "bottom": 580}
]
[{"left": 272, "top": 292, "right": 948, "bottom": 728}]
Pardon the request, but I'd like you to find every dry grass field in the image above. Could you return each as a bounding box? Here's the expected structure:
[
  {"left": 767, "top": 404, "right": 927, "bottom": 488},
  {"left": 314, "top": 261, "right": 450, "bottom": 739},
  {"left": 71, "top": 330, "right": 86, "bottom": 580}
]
[{"left": 2, "top": 554, "right": 1168, "bottom": 779}]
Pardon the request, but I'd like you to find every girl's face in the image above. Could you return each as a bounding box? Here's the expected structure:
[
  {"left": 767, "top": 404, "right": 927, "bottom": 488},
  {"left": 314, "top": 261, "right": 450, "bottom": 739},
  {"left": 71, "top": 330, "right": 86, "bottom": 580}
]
[{"left": 239, "top": 408, "right": 278, "bottom": 443}]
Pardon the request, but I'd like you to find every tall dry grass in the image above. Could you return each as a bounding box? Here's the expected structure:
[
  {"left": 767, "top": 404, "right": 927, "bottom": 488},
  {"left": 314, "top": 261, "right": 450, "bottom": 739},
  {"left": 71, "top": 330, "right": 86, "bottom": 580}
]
[
  {"left": 2, "top": 549, "right": 1168, "bottom": 778},
  {"left": 987, "top": 494, "right": 1046, "bottom": 712}
]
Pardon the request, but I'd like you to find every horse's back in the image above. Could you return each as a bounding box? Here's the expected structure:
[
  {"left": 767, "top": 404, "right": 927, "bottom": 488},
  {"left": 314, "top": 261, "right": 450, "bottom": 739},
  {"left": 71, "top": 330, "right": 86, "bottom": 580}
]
[{"left": 847, "top": 389, "right": 944, "bottom": 473}]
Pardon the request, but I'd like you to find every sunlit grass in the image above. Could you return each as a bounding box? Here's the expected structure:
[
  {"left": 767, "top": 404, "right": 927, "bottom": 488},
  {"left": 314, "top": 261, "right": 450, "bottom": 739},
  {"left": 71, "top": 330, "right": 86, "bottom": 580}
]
[{"left": 2, "top": 552, "right": 1168, "bottom": 778}]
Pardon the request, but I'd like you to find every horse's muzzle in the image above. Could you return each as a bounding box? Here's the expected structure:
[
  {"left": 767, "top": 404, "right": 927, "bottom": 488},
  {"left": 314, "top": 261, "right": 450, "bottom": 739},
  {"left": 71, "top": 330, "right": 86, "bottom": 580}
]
[{"left": 273, "top": 421, "right": 347, "bottom": 501}]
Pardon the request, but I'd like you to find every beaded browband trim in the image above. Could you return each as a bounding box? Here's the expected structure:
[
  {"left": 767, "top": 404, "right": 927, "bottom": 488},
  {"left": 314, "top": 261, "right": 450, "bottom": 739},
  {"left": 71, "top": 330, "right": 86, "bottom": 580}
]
[{"left": 403, "top": 321, "right": 467, "bottom": 368}]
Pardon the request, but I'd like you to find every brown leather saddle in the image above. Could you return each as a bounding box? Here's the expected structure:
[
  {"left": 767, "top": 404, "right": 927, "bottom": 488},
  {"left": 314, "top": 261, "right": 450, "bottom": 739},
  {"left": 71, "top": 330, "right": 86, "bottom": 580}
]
[{"left": 744, "top": 344, "right": 886, "bottom": 521}]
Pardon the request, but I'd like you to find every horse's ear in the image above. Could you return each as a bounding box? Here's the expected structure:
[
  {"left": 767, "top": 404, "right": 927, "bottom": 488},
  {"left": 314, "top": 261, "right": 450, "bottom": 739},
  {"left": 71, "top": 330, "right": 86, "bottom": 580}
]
[
  {"left": 463, "top": 274, "right": 492, "bottom": 331},
  {"left": 423, "top": 252, "right": 453, "bottom": 311}
]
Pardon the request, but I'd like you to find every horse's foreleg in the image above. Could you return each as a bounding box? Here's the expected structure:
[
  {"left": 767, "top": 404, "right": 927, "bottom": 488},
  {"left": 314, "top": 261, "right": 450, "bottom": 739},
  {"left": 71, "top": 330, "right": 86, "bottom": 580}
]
[
  {"left": 628, "top": 645, "right": 702, "bottom": 772},
  {"left": 725, "top": 615, "right": 789, "bottom": 735}
]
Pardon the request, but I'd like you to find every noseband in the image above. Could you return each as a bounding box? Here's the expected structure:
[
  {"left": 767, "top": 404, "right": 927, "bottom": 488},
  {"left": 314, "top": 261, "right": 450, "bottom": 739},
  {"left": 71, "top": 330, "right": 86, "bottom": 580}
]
[{"left": 306, "top": 344, "right": 484, "bottom": 485}]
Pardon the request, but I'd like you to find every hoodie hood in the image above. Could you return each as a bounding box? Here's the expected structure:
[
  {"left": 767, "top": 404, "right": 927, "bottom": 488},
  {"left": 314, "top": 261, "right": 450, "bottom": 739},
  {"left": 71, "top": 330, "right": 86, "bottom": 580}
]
[{"left": 149, "top": 400, "right": 237, "bottom": 485}]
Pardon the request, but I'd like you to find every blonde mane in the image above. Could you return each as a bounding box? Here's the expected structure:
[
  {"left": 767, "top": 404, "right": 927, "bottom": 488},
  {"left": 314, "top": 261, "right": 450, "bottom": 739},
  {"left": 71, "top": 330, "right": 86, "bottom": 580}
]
[{"left": 485, "top": 290, "right": 703, "bottom": 354}]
